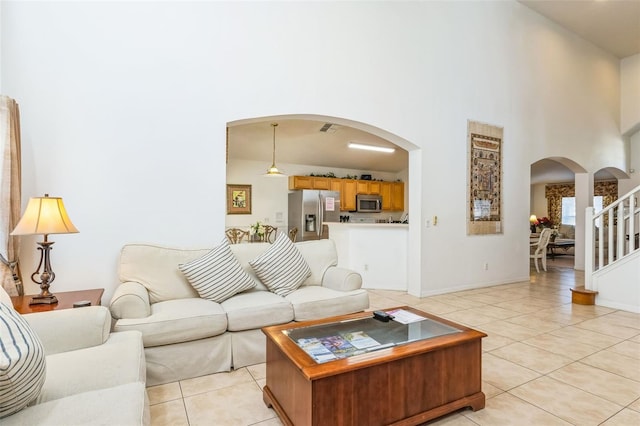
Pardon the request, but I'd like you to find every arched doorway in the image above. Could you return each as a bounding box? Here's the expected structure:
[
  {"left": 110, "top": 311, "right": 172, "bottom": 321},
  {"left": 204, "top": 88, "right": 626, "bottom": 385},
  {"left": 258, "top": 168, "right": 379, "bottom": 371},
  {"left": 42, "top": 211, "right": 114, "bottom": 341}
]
[{"left": 225, "top": 114, "right": 422, "bottom": 294}]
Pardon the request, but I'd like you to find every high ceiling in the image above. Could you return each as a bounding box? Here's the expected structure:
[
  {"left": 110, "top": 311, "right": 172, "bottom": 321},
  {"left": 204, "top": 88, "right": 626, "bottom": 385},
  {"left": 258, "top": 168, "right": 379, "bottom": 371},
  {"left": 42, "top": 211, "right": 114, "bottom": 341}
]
[
  {"left": 518, "top": 0, "right": 640, "bottom": 59},
  {"left": 228, "top": 1, "right": 638, "bottom": 177}
]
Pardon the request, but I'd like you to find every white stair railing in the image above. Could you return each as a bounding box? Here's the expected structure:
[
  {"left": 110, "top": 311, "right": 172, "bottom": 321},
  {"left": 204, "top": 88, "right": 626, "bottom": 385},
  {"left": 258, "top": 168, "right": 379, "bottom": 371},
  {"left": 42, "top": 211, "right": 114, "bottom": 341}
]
[{"left": 585, "top": 185, "right": 640, "bottom": 289}]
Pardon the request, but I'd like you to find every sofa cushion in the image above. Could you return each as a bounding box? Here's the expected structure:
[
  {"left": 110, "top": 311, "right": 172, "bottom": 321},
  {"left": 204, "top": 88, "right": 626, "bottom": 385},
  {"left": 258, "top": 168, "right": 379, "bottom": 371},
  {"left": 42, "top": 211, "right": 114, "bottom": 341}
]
[
  {"left": 0, "top": 302, "right": 47, "bottom": 419},
  {"left": 249, "top": 233, "right": 311, "bottom": 296},
  {"left": 178, "top": 240, "right": 257, "bottom": 303},
  {"left": 119, "top": 244, "right": 209, "bottom": 304},
  {"left": 295, "top": 239, "right": 339, "bottom": 286},
  {"left": 113, "top": 298, "right": 227, "bottom": 347},
  {"left": 221, "top": 290, "right": 294, "bottom": 331},
  {"left": 285, "top": 286, "right": 370, "bottom": 322},
  {"left": 558, "top": 224, "right": 575, "bottom": 239}
]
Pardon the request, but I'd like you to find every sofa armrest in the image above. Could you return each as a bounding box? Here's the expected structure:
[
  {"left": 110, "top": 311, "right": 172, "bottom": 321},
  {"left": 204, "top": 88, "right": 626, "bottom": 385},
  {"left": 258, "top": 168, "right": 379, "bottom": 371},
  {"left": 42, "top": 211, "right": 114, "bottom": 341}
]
[
  {"left": 109, "top": 281, "right": 151, "bottom": 320},
  {"left": 24, "top": 306, "right": 111, "bottom": 355},
  {"left": 321, "top": 266, "right": 363, "bottom": 292}
]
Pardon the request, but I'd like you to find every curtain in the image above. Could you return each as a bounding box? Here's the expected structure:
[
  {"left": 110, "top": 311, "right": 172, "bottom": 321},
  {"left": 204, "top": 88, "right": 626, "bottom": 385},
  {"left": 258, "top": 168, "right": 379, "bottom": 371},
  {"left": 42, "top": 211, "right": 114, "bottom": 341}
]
[
  {"left": 545, "top": 181, "right": 618, "bottom": 227},
  {"left": 0, "top": 95, "right": 23, "bottom": 296}
]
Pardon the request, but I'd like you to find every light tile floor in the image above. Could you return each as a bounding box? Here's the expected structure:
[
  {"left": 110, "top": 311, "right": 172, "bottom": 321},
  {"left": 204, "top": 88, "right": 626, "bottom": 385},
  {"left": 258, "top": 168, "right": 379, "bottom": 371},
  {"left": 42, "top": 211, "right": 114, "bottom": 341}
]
[{"left": 148, "top": 257, "right": 640, "bottom": 425}]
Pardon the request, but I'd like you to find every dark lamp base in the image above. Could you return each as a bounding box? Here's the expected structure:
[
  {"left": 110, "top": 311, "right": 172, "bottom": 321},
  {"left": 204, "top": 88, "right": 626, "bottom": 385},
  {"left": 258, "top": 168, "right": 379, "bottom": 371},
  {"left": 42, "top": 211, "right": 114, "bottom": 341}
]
[{"left": 29, "top": 294, "right": 58, "bottom": 305}]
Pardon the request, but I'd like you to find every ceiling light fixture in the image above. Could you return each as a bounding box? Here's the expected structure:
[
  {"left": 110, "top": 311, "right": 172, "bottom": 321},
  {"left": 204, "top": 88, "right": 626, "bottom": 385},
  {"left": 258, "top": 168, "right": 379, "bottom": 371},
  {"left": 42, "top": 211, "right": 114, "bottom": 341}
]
[
  {"left": 348, "top": 142, "right": 395, "bottom": 153},
  {"left": 265, "top": 123, "right": 286, "bottom": 177}
]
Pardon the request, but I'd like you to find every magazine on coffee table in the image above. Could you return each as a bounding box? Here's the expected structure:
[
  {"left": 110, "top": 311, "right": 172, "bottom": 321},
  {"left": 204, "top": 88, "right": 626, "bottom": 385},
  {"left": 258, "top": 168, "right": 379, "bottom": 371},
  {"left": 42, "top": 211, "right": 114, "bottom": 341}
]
[{"left": 297, "top": 331, "right": 382, "bottom": 362}]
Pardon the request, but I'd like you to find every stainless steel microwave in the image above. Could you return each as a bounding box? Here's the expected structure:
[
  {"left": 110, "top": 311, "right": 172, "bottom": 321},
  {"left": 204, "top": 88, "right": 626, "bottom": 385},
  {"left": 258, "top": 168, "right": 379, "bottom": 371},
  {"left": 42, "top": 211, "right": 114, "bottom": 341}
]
[{"left": 356, "top": 194, "right": 382, "bottom": 213}]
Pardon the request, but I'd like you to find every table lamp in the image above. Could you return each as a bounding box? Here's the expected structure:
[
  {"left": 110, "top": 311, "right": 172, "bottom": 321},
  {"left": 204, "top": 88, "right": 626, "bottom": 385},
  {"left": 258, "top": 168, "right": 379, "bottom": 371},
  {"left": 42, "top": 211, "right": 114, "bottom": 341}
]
[
  {"left": 11, "top": 194, "right": 79, "bottom": 305},
  {"left": 529, "top": 215, "right": 538, "bottom": 233}
]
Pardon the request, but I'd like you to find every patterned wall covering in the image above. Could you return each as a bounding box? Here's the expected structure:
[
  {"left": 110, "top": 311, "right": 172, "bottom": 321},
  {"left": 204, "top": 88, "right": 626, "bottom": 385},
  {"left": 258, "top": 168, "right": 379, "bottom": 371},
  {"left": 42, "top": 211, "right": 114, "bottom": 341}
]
[
  {"left": 467, "top": 121, "right": 503, "bottom": 235},
  {"left": 545, "top": 181, "right": 618, "bottom": 226}
]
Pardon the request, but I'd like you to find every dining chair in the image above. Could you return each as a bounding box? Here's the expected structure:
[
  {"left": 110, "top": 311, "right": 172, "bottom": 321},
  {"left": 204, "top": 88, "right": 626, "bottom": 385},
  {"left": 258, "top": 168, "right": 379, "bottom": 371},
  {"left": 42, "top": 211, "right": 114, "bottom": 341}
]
[
  {"left": 288, "top": 227, "right": 298, "bottom": 242},
  {"left": 263, "top": 225, "right": 277, "bottom": 243},
  {"left": 530, "top": 228, "right": 552, "bottom": 272},
  {"left": 225, "top": 228, "right": 250, "bottom": 244}
]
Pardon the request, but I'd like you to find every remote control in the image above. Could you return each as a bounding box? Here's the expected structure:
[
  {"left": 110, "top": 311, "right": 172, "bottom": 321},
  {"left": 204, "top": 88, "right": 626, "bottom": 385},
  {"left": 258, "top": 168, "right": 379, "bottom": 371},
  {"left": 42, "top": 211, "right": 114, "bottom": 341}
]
[{"left": 373, "top": 310, "right": 393, "bottom": 322}]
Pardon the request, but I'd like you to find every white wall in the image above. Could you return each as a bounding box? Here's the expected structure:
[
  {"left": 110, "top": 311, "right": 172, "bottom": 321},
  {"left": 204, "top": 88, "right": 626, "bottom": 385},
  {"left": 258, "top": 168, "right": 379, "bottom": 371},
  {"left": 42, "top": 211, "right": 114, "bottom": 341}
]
[
  {"left": 1, "top": 1, "right": 626, "bottom": 301},
  {"left": 621, "top": 54, "right": 640, "bottom": 135},
  {"left": 620, "top": 130, "right": 640, "bottom": 193},
  {"left": 530, "top": 184, "right": 548, "bottom": 221}
]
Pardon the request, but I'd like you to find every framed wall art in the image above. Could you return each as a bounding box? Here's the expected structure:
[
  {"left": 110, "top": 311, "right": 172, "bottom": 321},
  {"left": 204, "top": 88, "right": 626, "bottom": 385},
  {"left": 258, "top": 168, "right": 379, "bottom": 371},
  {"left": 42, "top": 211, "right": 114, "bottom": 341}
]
[
  {"left": 467, "top": 120, "right": 503, "bottom": 235},
  {"left": 227, "top": 184, "right": 252, "bottom": 214}
]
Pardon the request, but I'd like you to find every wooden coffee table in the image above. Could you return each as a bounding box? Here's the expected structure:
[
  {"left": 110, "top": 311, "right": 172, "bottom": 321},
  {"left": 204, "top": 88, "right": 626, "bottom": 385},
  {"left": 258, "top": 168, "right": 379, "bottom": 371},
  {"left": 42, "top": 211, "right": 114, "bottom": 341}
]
[{"left": 262, "top": 307, "right": 486, "bottom": 426}]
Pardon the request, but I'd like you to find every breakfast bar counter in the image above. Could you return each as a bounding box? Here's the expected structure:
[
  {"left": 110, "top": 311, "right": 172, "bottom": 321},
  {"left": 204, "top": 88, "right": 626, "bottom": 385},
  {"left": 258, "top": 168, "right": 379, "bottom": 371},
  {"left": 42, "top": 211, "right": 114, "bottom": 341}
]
[{"left": 327, "top": 222, "right": 408, "bottom": 291}]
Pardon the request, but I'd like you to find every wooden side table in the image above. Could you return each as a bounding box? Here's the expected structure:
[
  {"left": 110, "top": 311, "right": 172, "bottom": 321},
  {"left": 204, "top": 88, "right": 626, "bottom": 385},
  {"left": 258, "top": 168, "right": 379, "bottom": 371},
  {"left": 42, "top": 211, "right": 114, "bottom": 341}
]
[{"left": 10, "top": 288, "right": 105, "bottom": 314}]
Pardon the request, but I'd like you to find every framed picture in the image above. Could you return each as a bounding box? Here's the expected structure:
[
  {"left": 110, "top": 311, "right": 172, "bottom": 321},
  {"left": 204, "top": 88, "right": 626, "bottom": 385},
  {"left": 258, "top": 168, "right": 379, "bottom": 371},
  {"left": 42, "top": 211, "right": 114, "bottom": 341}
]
[
  {"left": 227, "top": 184, "right": 252, "bottom": 214},
  {"left": 466, "top": 120, "right": 503, "bottom": 235}
]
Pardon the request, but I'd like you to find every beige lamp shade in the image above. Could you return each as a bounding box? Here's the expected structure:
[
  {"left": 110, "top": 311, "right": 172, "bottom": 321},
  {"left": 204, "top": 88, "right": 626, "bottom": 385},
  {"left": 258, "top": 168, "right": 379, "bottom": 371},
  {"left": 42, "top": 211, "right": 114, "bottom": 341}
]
[
  {"left": 11, "top": 195, "right": 79, "bottom": 236},
  {"left": 529, "top": 215, "right": 538, "bottom": 224}
]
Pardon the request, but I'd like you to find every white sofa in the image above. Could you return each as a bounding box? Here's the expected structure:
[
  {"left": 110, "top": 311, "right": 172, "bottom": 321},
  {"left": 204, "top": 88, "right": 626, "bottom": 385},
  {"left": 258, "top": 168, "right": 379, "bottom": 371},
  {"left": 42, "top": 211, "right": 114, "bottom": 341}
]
[
  {"left": 109, "top": 238, "right": 369, "bottom": 386},
  {"left": 0, "top": 287, "right": 148, "bottom": 425}
]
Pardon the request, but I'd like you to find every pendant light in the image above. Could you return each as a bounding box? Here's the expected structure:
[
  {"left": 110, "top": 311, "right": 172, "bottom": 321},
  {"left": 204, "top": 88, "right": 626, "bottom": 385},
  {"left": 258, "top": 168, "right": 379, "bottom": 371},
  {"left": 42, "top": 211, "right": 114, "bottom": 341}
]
[{"left": 265, "top": 122, "right": 286, "bottom": 177}]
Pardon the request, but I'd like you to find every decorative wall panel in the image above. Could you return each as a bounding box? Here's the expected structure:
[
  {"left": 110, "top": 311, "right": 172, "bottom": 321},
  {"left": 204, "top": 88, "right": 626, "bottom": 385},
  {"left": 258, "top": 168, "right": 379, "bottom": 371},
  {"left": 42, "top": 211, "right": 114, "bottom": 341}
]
[{"left": 467, "top": 120, "right": 503, "bottom": 235}]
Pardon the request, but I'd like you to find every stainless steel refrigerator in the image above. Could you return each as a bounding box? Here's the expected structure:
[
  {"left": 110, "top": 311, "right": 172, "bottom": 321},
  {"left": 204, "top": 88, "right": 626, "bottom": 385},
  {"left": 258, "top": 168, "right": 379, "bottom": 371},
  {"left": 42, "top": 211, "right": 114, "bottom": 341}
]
[{"left": 288, "top": 190, "right": 340, "bottom": 241}]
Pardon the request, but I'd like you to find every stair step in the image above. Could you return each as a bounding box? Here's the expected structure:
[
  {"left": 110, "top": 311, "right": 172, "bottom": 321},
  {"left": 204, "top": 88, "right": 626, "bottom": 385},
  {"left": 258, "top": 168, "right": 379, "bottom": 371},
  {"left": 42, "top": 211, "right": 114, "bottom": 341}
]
[{"left": 570, "top": 286, "right": 598, "bottom": 305}]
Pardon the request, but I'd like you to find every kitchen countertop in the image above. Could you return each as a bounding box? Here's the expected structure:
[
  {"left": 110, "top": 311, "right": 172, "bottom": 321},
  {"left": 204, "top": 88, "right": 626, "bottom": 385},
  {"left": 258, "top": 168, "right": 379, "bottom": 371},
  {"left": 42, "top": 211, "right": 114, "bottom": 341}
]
[{"left": 327, "top": 222, "right": 408, "bottom": 228}]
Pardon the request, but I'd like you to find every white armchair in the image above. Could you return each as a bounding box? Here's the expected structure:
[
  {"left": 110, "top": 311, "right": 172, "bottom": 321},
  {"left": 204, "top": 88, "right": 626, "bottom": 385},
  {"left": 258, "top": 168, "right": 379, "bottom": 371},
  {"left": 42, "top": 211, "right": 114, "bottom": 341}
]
[{"left": 0, "top": 286, "right": 148, "bottom": 425}]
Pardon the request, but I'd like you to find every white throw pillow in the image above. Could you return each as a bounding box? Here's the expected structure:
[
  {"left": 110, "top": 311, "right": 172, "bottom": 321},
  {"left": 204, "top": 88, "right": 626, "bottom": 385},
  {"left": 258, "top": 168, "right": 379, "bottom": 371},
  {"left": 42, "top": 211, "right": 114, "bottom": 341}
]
[
  {"left": 178, "top": 240, "right": 256, "bottom": 303},
  {"left": 0, "top": 301, "right": 47, "bottom": 419},
  {"left": 249, "top": 232, "right": 311, "bottom": 296}
]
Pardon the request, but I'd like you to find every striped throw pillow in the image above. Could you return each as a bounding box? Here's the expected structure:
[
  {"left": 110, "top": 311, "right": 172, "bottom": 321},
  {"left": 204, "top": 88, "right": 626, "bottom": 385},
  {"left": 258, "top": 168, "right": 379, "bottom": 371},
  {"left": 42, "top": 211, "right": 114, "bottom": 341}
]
[
  {"left": 0, "top": 302, "right": 47, "bottom": 419},
  {"left": 178, "top": 240, "right": 256, "bottom": 303},
  {"left": 249, "top": 232, "right": 311, "bottom": 297}
]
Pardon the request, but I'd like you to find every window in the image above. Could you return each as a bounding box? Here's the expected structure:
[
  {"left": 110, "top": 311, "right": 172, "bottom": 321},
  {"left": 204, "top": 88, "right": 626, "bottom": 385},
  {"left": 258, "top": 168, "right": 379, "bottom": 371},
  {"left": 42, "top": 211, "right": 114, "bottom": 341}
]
[{"left": 561, "top": 196, "right": 603, "bottom": 225}]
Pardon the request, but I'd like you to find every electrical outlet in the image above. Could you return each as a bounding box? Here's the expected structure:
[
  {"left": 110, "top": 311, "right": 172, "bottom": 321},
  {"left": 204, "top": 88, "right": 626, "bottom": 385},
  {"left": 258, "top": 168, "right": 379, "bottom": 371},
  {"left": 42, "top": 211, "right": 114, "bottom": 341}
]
[
  {"left": 484, "top": 263, "right": 489, "bottom": 271},
  {"left": 364, "top": 264, "right": 369, "bottom": 271}
]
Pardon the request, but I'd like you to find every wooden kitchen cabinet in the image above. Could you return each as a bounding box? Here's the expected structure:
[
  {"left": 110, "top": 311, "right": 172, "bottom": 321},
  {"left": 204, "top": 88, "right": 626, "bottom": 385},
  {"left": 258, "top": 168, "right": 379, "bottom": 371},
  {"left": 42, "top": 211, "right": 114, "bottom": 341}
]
[
  {"left": 310, "top": 177, "right": 331, "bottom": 189},
  {"left": 288, "top": 176, "right": 332, "bottom": 190},
  {"left": 356, "top": 181, "right": 381, "bottom": 194},
  {"left": 289, "top": 176, "right": 314, "bottom": 189},
  {"left": 391, "top": 181, "right": 405, "bottom": 211},
  {"left": 380, "top": 182, "right": 392, "bottom": 210},
  {"left": 340, "top": 180, "right": 357, "bottom": 211},
  {"left": 381, "top": 181, "right": 405, "bottom": 211},
  {"left": 288, "top": 176, "right": 402, "bottom": 211}
]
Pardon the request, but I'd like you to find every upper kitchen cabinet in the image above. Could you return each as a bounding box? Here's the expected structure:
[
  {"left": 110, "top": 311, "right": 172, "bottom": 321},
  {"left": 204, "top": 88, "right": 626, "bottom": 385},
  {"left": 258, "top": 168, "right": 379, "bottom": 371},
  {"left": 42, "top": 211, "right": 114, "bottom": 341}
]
[
  {"left": 289, "top": 175, "right": 331, "bottom": 190},
  {"left": 390, "top": 182, "right": 405, "bottom": 211},
  {"left": 340, "top": 180, "right": 357, "bottom": 211},
  {"left": 381, "top": 182, "right": 404, "bottom": 211},
  {"left": 356, "top": 181, "right": 381, "bottom": 195},
  {"left": 288, "top": 176, "right": 404, "bottom": 212}
]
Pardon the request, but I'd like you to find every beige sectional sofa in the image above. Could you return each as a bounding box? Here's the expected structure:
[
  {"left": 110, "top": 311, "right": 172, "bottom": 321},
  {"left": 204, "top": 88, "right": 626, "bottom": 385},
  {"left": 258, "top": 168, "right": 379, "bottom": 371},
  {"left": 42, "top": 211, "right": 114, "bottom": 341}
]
[
  {"left": 109, "top": 238, "right": 369, "bottom": 386},
  {"left": 0, "top": 287, "right": 148, "bottom": 425}
]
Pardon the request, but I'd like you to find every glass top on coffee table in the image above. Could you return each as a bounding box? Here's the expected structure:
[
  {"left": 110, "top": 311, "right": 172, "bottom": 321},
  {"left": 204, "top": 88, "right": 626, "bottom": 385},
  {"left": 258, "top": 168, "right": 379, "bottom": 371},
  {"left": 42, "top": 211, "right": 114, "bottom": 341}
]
[{"left": 283, "top": 308, "right": 462, "bottom": 363}]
